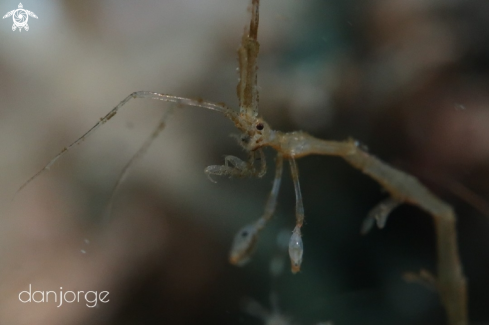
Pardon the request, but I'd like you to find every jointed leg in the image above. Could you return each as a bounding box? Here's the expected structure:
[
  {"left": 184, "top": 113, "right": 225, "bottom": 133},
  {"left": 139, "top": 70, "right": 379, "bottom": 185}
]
[
  {"left": 279, "top": 132, "right": 467, "bottom": 324},
  {"left": 258, "top": 153, "right": 282, "bottom": 225},
  {"left": 341, "top": 146, "right": 466, "bottom": 325},
  {"left": 360, "top": 196, "right": 401, "bottom": 235},
  {"left": 105, "top": 106, "right": 175, "bottom": 222},
  {"left": 229, "top": 153, "right": 283, "bottom": 265},
  {"left": 17, "top": 91, "right": 235, "bottom": 193},
  {"left": 288, "top": 157, "right": 304, "bottom": 274},
  {"left": 204, "top": 154, "right": 249, "bottom": 183},
  {"left": 205, "top": 148, "right": 266, "bottom": 182}
]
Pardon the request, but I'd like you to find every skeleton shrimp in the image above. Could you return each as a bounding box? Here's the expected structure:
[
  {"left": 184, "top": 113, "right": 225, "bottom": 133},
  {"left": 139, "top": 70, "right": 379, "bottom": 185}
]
[{"left": 18, "top": 0, "right": 467, "bottom": 324}]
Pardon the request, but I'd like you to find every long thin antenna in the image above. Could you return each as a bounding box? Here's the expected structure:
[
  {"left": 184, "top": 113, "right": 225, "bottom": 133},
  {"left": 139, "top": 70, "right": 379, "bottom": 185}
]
[
  {"left": 104, "top": 105, "right": 176, "bottom": 222},
  {"left": 17, "top": 91, "right": 234, "bottom": 194}
]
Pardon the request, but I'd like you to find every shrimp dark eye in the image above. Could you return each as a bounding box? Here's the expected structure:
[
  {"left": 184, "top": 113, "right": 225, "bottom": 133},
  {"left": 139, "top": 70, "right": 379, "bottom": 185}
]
[
  {"left": 241, "top": 230, "right": 249, "bottom": 237},
  {"left": 256, "top": 123, "right": 264, "bottom": 130}
]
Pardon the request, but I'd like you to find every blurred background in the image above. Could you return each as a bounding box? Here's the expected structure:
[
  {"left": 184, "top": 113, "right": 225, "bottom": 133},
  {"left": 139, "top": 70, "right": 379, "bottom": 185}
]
[{"left": 0, "top": 0, "right": 488, "bottom": 324}]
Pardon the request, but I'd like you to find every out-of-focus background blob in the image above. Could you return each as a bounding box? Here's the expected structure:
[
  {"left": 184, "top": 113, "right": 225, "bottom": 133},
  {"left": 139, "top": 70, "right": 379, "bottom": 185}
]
[{"left": 1, "top": 0, "right": 489, "bottom": 324}]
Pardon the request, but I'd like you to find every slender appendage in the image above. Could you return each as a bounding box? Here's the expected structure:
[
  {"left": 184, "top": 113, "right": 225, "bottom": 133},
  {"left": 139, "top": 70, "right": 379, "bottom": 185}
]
[
  {"left": 237, "top": 0, "right": 260, "bottom": 117},
  {"left": 274, "top": 133, "right": 467, "bottom": 324},
  {"left": 205, "top": 148, "right": 267, "bottom": 182},
  {"left": 288, "top": 158, "right": 304, "bottom": 274},
  {"left": 259, "top": 153, "right": 283, "bottom": 225},
  {"left": 360, "top": 196, "right": 401, "bottom": 235},
  {"left": 105, "top": 107, "right": 175, "bottom": 221},
  {"left": 226, "top": 155, "right": 250, "bottom": 170},
  {"left": 289, "top": 158, "right": 305, "bottom": 227},
  {"left": 205, "top": 154, "right": 250, "bottom": 182},
  {"left": 229, "top": 153, "right": 283, "bottom": 265},
  {"left": 17, "top": 91, "right": 235, "bottom": 193}
]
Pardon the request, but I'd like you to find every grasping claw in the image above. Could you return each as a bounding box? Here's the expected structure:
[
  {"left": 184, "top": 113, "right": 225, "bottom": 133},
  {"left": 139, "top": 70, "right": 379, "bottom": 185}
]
[
  {"left": 360, "top": 196, "right": 401, "bottom": 235},
  {"left": 229, "top": 223, "right": 261, "bottom": 266},
  {"left": 205, "top": 150, "right": 266, "bottom": 183},
  {"left": 229, "top": 154, "right": 283, "bottom": 265},
  {"left": 288, "top": 226, "right": 303, "bottom": 274}
]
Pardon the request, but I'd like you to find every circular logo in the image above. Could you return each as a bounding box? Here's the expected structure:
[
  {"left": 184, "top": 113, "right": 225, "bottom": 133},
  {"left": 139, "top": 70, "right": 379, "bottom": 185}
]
[
  {"left": 3, "top": 3, "right": 38, "bottom": 32},
  {"left": 13, "top": 9, "right": 28, "bottom": 28}
]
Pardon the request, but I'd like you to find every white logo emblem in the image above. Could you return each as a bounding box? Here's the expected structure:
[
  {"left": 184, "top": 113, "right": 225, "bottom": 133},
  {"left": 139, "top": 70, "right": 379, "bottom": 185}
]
[{"left": 3, "top": 3, "right": 37, "bottom": 32}]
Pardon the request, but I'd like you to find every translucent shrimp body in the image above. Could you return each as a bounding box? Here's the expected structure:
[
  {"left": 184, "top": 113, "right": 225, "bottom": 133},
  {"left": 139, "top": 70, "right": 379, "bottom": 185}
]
[{"left": 18, "top": 0, "right": 467, "bottom": 323}]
